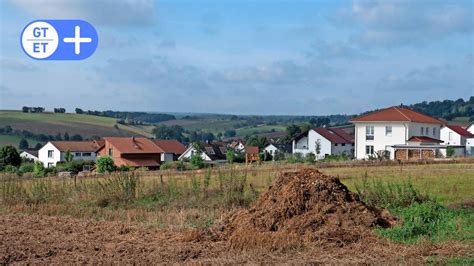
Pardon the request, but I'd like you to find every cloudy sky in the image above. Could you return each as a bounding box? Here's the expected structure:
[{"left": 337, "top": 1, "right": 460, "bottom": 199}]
[{"left": 0, "top": 0, "right": 473, "bottom": 115}]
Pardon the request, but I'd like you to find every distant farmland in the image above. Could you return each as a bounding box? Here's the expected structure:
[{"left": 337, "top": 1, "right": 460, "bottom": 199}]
[{"left": 0, "top": 111, "right": 153, "bottom": 138}]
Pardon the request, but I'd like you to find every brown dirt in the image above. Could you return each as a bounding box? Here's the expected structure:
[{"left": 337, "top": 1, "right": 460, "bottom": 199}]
[
  {"left": 1, "top": 169, "right": 471, "bottom": 263},
  {"left": 213, "top": 169, "right": 397, "bottom": 250}
]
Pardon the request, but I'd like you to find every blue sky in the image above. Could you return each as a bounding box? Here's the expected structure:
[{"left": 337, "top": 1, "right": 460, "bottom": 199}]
[{"left": 0, "top": 0, "right": 473, "bottom": 115}]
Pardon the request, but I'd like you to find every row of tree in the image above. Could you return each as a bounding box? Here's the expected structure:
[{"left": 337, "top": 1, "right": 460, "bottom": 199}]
[{"left": 22, "top": 106, "right": 45, "bottom": 113}]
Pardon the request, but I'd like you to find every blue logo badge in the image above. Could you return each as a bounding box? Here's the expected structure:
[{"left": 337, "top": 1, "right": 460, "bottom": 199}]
[{"left": 21, "top": 20, "right": 98, "bottom": 60}]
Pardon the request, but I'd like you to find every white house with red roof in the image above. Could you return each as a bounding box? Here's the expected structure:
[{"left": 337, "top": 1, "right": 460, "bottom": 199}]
[
  {"left": 292, "top": 127, "right": 354, "bottom": 160},
  {"left": 441, "top": 124, "right": 474, "bottom": 156},
  {"left": 350, "top": 106, "right": 444, "bottom": 160},
  {"left": 39, "top": 140, "right": 104, "bottom": 168}
]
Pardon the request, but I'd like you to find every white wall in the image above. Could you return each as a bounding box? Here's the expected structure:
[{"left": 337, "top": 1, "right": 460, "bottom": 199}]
[
  {"left": 440, "top": 127, "right": 463, "bottom": 146},
  {"left": 466, "top": 138, "right": 474, "bottom": 157},
  {"left": 408, "top": 123, "right": 441, "bottom": 139},
  {"left": 179, "top": 145, "right": 212, "bottom": 161},
  {"left": 264, "top": 144, "right": 278, "bottom": 156},
  {"left": 38, "top": 142, "right": 61, "bottom": 167},
  {"left": 161, "top": 153, "right": 174, "bottom": 162},
  {"left": 20, "top": 152, "right": 39, "bottom": 162},
  {"left": 354, "top": 122, "right": 407, "bottom": 159},
  {"left": 38, "top": 142, "right": 98, "bottom": 168},
  {"left": 292, "top": 130, "right": 351, "bottom": 160}
]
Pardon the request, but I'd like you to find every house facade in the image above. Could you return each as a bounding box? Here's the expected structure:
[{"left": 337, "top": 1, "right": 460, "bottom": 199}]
[
  {"left": 264, "top": 143, "right": 291, "bottom": 158},
  {"left": 152, "top": 139, "right": 186, "bottom": 162},
  {"left": 350, "top": 107, "right": 444, "bottom": 160},
  {"left": 441, "top": 125, "right": 474, "bottom": 156},
  {"left": 179, "top": 141, "right": 227, "bottom": 162},
  {"left": 38, "top": 140, "right": 104, "bottom": 167},
  {"left": 98, "top": 137, "right": 163, "bottom": 169},
  {"left": 292, "top": 128, "right": 354, "bottom": 160},
  {"left": 20, "top": 150, "right": 39, "bottom": 162}
]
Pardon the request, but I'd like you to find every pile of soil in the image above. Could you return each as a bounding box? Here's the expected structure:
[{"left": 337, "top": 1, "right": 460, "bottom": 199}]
[{"left": 214, "top": 169, "right": 396, "bottom": 250}]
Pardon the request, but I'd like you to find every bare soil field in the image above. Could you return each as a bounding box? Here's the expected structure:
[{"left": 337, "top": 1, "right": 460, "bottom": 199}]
[{"left": 1, "top": 169, "right": 472, "bottom": 264}]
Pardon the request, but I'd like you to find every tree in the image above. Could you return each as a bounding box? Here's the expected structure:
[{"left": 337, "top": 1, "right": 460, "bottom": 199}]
[
  {"left": 54, "top": 133, "right": 62, "bottom": 140},
  {"left": 190, "top": 152, "right": 204, "bottom": 169},
  {"left": 75, "top": 108, "right": 84, "bottom": 114},
  {"left": 34, "top": 143, "right": 43, "bottom": 150},
  {"left": 63, "top": 132, "right": 70, "bottom": 141},
  {"left": 96, "top": 156, "right": 116, "bottom": 173},
  {"left": 0, "top": 145, "right": 21, "bottom": 170},
  {"left": 22, "top": 106, "right": 30, "bottom": 113},
  {"left": 64, "top": 150, "right": 74, "bottom": 163},
  {"left": 70, "top": 134, "right": 83, "bottom": 141},
  {"left": 224, "top": 129, "right": 236, "bottom": 138},
  {"left": 33, "top": 161, "right": 45, "bottom": 178},
  {"left": 19, "top": 138, "right": 29, "bottom": 150},
  {"left": 315, "top": 140, "right": 321, "bottom": 155},
  {"left": 286, "top": 124, "right": 301, "bottom": 138},
  {"left": 152, "top": 125, "right": 184, "bottom": 141}
]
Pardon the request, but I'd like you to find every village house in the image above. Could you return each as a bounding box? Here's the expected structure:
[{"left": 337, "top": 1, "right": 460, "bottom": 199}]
[
  {"left": 152, "top": 139, "right": 186, "bottom": 162},
  {"left": 178, "top": 141, "right": 227, "bottom": 162},
  {"left": 98, "top": 137, "right": 164, "bottom": 169},
  {"left": 263, "top": 143, "right": 291, "bottom": 159},
  {"left": 440, "top": 124, "right": 474, "bottom": 156},
  {"left": 20, "top": 150, "right": 39, "bottom": 162},
  {"left": 292, "top": 128, "right": 354, "bottom": 160},
  {"left": 228, "top": 139, "right": 246, "bottom": 153},
  {"left": 245, "top": 146, "right": 259, "bottom": 163},
  {"left": 350, "top": 106, "right": 445, "bottom": 160},
  {"left": 38, "top": 140, "right": 104, "bottom": 167}
]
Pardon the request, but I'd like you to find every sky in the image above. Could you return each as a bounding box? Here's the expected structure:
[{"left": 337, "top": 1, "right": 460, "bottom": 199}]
[{"left": 0, "top": 0, "right": 473, "bottom": 115}]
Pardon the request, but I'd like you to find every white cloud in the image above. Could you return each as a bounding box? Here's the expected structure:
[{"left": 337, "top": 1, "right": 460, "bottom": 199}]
[{"left": 9, "top": 0, "right": 155, "bottom": 26}]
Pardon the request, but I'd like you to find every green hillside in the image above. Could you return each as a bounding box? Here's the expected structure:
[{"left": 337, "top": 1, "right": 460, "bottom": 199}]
[
  {"left": 0, "top": 111, "right": 153, "bottom": 138},
  {"left": 0, "top": 134, "right": 41, "bottom": 149}
]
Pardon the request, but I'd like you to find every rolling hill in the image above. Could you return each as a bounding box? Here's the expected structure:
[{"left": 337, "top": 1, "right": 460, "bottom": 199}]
[{"left": 0, "top": 111, "right": 153, "bottom": 140}]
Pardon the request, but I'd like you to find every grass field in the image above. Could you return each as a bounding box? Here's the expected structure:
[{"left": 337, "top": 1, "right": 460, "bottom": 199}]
[
  {"left": 0, "top": 163, "right": 472, "bottom": 263},
  {"left": 0, "top": 111, "right": 153, "bottom": 137},
  {"left": 0, "top": 134, "right": 40, "bottom": 148}
]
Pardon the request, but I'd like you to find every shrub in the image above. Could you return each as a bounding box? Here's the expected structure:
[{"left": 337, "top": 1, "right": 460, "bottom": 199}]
[
  {"left": 321, "top": 153, "right": 349, "bottom": 162},
  {"left": 287, "top": 153, "right": 304, "bottom": 163},
  {"left": 118, "top": 165, "right": 130, "bottom": 172},
  {"left": 19, "top": 163, "right": 35, "bottom": 174},
  {"left": 160, "top": 161, "right": 187, "bottom": 171},
  {"left": 96, "top": 156, "right": 116, "bottom": 173},
  {"left": 33, "top": 162, "right": 46, "bottom": 178},
  {"left": 305, "top": 152, "right": 315, "bottom": 163},
  {"left": 226, "top": 150, "right": 234, "bottom": 163},
  {"left": 0, "top": 145, "right": 21, "bottom": 170},
  {"left": 446, "top": 146, "right": 455, "bottom": 157}
]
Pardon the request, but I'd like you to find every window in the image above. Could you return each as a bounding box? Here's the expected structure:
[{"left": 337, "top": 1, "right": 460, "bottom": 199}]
[
  {"left": 335, "top": 143, "right": 338, "bottom": 146},
  {"left": 341, "top": 143, "right": 345, "bottom": 146},
  {"left": 47, "top": 162, "right": 53, "bottom": 168},
  {"left": 108, "top": 148, "right": 113, "bottom": 156},
  {"left": 385, "top": 126, "right": 392, "bottom": 136},
  {"left": 82, "top": 152, "right": 91, "bottom": 157},
  {"left": 432, "top": 128, "right": 436, "bottom": 136},
  {"left": 75, "top": 152, "right": 81, "bottom": 157},
  {"left": 365, "top": 145, "right": 374, "bottom": 155},
  {"left": 48, "top": 150, "right": 54, "bottom": 158},
  {"left": 366, "top": 126, "right": 374, "bottom": 140},
  {"left": 421, "top": 127, "right": 424, "bottom": 135}
]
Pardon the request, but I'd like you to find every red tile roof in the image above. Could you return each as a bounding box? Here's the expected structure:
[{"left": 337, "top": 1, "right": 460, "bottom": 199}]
[
  {"left": 104, "top": 137, "right": 164, "bottom": 154},
  {"left": 350, "top": 106, "right": 443, "bottom": 124},
  {"left": 408, "top": 136, "right": 443, "bottom": 143},
  {"left": 50, "top": 141, "right": 104, "bottom": 152},
  {"left": 445, "top": 125, "right": 474, "bottom": 138},
  {"left": 152, "top": 140, "right": 186, "bottom": 154},
  {"left": 246, "top": 146, "right": 259, "bottom": 154},
  {"left": 313, "top": 128, "right": 354, "bottom": 144}
]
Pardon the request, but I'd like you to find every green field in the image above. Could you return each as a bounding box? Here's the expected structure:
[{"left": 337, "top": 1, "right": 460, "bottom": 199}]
[
  {"left": 0, "top": 134, "right": 40, "bottom": 148},
  {"left": 0, "top": 111, "right": 153, "bottom": 138}
]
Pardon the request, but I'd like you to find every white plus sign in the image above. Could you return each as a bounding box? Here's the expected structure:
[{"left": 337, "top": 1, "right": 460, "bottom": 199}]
[{"left": 63, "top": 26, "right": 92, "bottom": 55}]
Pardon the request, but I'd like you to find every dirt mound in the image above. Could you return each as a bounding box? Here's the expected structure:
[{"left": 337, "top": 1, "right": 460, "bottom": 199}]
[{"left": 214, "top": 169, "right": 396, "bottom": 250}]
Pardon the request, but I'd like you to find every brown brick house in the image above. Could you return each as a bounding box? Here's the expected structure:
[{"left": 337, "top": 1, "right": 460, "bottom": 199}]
[{"left": 98, "top": 137, "right": 164, "bottom": 169}]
